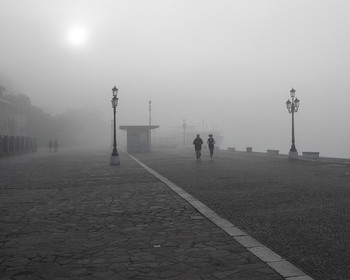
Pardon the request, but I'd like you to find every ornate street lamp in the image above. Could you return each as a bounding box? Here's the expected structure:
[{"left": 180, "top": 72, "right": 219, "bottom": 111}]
[
  {"left": 286, "top": 88, "right": 300, "bottom": 159},
  {"left": 110, "top": 86, "right": 120, "bottom": 165}
]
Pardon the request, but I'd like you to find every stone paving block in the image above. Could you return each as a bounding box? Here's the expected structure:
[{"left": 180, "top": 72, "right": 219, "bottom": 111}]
[
  {"left": 210, "top": 217, "right": 233, "bottom": 228},
  {"left": 221, "top": 225, "right": 247, "bottom": 237},
  {"left": 267, "top": 260, "right": 306, "bottom": 278},
  {"left": 248, "top": 246, "right": 285, "bottom": 262},
  {"left": 211, "top": 269, "right": 238, "bottom": 279},
  {"left": 234, "top": 235, "right": 263, "bottom": 248},
  {"left": 286, "top": 276, "right": 314, "bottom": 280}
]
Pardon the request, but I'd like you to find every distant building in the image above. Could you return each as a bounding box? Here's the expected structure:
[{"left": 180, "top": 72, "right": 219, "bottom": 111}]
[{"left": 0, "top": 86, "right": 26, "bottom": 136}]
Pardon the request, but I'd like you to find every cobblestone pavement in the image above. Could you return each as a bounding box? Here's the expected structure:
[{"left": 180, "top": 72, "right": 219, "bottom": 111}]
[
  {"left": 0, "top": 149, "right": 284, "bottom": 280},
  {"left": 134, "top": 148, "right": 350, "bottom": 280}
]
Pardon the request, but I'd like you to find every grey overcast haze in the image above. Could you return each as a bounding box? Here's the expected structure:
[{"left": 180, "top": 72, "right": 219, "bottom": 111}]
[{"left": 1, "top": 0, "right": 349, "bottom": 158}]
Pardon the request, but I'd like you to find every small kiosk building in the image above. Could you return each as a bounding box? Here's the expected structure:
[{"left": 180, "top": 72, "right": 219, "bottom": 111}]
[{"left": 119, "top": 125, "right": 159, "bottom": 153}]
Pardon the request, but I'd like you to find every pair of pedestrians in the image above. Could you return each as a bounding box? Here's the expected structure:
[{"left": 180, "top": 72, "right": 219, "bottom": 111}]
[
  {"left": 193, "top": 134, "right": 216, "bottom": 160},
  {"left": 48, "top": 139, "right": 58, "bottom": 152}
]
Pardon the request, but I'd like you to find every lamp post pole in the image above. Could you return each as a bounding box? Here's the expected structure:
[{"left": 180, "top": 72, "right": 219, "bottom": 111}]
[
  {"left": 286, "top": 88, "right": 300, "bottom": 159},
  {"left": 182, "top": 119, "right": 187, "bottom": 146},
  {"left": 110, "top": 86, "right": 120, "bottom": 165},
  {"left": 149, "top": 100, "right": 152, "bottom": 152}
]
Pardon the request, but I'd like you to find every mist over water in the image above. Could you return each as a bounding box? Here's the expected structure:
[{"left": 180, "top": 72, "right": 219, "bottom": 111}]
[{"left": 1, "top": 0, "right": 349, "bottom": 159}]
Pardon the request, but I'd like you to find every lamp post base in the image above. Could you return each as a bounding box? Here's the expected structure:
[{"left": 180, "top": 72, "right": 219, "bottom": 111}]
[
  {"left": 289, "top": 151, "right": 298, "bottom": 159},
  {"left": 110, "top": 155, "right": 120, "bottom": 165}
]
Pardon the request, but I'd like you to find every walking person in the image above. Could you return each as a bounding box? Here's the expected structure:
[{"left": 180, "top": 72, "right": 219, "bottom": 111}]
[
  {"left": 48, "top": 139, "right": 52, "bottom": 152},
  {"left": 193, "top": 134, "right": 203, "bottom": 160},
  {"left": 207, "top": 134, "right": 216, "bottom": 159}
]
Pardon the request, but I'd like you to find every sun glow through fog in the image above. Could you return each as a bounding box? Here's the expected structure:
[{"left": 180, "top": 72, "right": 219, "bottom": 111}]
[{"left": 67, "top": 25, "right": 88, "bottom": 46}]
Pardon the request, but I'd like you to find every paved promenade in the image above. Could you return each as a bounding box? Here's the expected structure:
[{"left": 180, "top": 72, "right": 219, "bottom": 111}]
[
  {"left": 135, "top": 148, "right": 350, "bottom": 280},
  {"left": 0, "top": 149, "right": 290, "bottom": 280}
]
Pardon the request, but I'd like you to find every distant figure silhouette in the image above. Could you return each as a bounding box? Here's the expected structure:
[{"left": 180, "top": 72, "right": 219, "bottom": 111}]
[
  {"left": 207, "top": 134, "right": 216, "bottom": 159},
  {"left": 53, "top": 139, "right": 58, "bottom": 152},
  {"left": 48, "top": 139, "right": 52, "bottom": 152},
  {"left": 193, "top": 134, "right": 203, "bottom": 160}
]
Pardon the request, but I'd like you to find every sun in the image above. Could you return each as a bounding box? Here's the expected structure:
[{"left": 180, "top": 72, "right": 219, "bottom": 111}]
[{"left": 67, "top": 25, "right": 88, "bottom": 46}]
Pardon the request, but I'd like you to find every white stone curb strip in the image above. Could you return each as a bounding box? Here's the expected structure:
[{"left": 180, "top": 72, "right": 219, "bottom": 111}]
[{"left": 129, "top": 154, "right": 314, "bottom": 280}]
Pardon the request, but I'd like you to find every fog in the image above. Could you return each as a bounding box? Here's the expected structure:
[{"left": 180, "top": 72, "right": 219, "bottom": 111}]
[{"left": 1, "top": 0, "right": 349, "bottom": 158}]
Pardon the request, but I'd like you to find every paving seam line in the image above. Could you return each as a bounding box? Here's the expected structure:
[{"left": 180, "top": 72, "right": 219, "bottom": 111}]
[{"left": 128, "top": 153, "right": 314, "bottom": 280}]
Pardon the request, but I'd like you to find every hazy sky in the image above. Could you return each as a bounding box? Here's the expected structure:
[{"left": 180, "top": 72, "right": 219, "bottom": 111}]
[{"left": 1, "top": 0, "right": 349, "bottom": 157}]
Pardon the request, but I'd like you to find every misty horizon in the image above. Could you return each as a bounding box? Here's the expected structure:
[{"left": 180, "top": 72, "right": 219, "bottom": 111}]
[{"left": 1, "top": 0, "right": 349, "bottom": 158}]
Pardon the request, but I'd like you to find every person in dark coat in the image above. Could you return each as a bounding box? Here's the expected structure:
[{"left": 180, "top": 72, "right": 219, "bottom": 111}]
[
  {"left": 207, "top": 134, "right": 216, "bottom": 159},
  {"left": 193, "top": 134, "right": 203, "bottom": 160}
]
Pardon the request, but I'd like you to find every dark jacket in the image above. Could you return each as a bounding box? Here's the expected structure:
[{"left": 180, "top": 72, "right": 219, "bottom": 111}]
[
  {"left": 193, "top": 137, "right": 203, "bottom": 150},
  {"left": 207, "top": 138, "right": 215, "bottom": 148}
]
